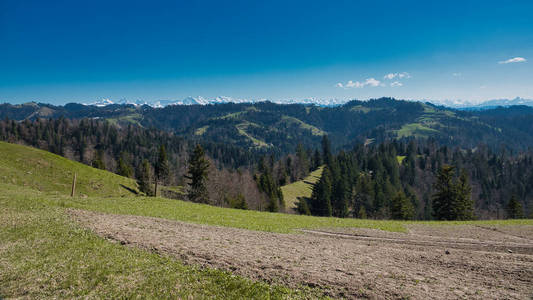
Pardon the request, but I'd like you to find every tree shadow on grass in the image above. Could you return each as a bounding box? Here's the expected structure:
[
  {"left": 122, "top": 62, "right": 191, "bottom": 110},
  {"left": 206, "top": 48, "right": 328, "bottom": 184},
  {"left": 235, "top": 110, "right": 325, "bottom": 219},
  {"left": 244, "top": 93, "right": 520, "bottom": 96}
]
[{"left": 120, "top": 184, "right": 138, "bottom": 195}]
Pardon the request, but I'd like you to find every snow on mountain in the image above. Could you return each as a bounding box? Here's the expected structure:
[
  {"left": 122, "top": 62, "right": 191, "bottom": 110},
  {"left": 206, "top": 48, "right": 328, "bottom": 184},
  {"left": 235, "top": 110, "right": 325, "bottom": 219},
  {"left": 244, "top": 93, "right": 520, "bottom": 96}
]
[
  {"left": 474, "top": 97, "right": 533, "bottom": 107},
  {"left": 82, "top": 96, "right": 533, "bottom": 109},
  {"left": 426, "top": 97, "right": 533, "bottom": 109},
  {"left": 85, "top": 98, "right": 115, "bottom": 107},
  {"left": 426, "top": 99, "right": 477, "bottom": 108}
]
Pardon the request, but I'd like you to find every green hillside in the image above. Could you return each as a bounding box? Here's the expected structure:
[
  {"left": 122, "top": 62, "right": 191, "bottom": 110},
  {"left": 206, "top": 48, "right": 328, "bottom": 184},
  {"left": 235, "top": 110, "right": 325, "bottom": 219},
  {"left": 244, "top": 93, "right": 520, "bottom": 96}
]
[
  {"left": 281, "top": 166, "right": 324, "bottom": 211},
  {"left": 0, "top": 141, "right": 137, "bottom": 197}
]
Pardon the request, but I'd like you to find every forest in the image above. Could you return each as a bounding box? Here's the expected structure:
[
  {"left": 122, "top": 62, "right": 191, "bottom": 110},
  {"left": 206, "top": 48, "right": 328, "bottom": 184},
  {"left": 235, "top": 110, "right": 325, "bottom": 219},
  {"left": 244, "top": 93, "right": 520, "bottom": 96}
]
[{"left": 1, "top": 114, "right": 530, "bottom": 220}]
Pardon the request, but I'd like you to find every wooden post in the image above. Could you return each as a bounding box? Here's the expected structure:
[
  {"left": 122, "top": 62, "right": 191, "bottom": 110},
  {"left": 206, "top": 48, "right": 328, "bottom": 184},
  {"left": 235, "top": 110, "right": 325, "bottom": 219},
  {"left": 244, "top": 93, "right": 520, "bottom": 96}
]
[{"left": 71, "top": 173, "right": 77, "bottom": 197}]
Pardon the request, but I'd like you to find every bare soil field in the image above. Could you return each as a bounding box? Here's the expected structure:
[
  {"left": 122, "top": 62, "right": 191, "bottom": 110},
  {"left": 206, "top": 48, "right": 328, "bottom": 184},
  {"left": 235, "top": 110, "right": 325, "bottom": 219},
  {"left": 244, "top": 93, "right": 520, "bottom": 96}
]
[{"left": 70, "top": 209, "right": 533, "bottom": 299}]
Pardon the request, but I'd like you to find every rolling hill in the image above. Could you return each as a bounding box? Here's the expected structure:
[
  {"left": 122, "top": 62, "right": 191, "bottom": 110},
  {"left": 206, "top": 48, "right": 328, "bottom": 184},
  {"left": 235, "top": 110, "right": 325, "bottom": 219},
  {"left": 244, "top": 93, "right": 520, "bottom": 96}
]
[
  {"left": 0, "top": 141, "right": 138, "bottom": 197},
  {"left": 3, "top": 98, "right": 533, "bottom": 153}
]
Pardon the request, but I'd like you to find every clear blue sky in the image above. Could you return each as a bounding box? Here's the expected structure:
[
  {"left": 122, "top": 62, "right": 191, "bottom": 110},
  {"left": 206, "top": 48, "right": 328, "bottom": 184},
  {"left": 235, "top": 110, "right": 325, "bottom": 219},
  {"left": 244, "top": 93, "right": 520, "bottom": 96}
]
[{"left": 1, "top": 0, "right": 532, "bottom": 104}]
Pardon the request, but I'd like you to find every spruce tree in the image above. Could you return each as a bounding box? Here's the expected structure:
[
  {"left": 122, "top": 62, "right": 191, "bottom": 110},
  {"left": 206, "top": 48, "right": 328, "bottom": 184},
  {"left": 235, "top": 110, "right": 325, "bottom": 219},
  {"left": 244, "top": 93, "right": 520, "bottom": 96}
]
[
  {"left": 185, "top": 144, "right": 210, "bottom": 203},
  {"left": 117, "top": 153, "right": 133, "bottom": 178},
  {"left": 455, "top": 169, "right": 474, "bottom": 220},
  {"left": 390, "top": 191, "right": 415, "bottom": 220},
  {"left": 432, "top": 165, "right": 474, "bottom": 220},
  {"left": 432, "top": 165, "right": 456, "bottom": 220},
  {"left": 310, "top": 166, "right": 332, "bottom": 216},
  {"left": 296, "top": 198, "right": 311, "bottom": 215},
  {"left": 92, "top": 149, "right": 106, "bottom": 170},
  {"left": 154, "top": 145, "right": 170, "bottom": 196},
  {"left": 507, "top": 195, "right": 524, "bottom": 219},
  {"left": 357, "top": 206, "right": 367, "bottom": 219},
  {"left": 137, "top": 159, "right": 153, "bottom": 196},
  {"left": 312, "top": 149, "right": 322, "bottom": 170},
  {"left": 321, "top": 135, "right": 333, "bottom": 167}
]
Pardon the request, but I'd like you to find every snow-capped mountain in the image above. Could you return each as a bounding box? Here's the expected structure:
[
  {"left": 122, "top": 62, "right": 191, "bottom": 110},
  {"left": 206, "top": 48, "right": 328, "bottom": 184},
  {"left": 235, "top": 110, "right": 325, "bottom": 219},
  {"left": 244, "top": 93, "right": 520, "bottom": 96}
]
[
  {"left": 82, "top": 96, "right": 533, "bottom": 109},
  {"left": 85, "top": 98, "right": 115, "bottom": 107},
  {"left": 473, "top": 97, "right": 533, "bottom": 108},
  {"left": 426, "top": 97, "right": 533, "bottom": 109}
]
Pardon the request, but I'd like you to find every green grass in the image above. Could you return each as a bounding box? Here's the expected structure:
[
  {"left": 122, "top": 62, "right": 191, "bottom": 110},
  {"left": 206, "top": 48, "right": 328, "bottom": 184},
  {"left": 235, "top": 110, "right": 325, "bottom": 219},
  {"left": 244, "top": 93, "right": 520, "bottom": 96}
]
[
  {"left": 395, "top": 123, "right": 440, "bottom": 138},
  {"left": 236, "top": 122, "right": 271, "bottom": 148},
  {"left": 194, "top": 125, "right": 209, "bottom": 135},
  {"left": 281, "top": 167, "right": 323, "bottom": 210},
  {"left": 279, "top": 116, "right": 325, "bottom": 136},
  {"left": 107, "top": 113, "right": 143, "bottom": 126},
  {"left": 0, "top": 141, "right": 137, "bottom": 197},
  {"left": 396, "top": 155, "right": 406, "bottom": 164},
  {"left": 0, "top": 184, "right": 322, "bottom": 299},
  {"left": 38, "top": 191, "right": 407, "bottom": 234}
]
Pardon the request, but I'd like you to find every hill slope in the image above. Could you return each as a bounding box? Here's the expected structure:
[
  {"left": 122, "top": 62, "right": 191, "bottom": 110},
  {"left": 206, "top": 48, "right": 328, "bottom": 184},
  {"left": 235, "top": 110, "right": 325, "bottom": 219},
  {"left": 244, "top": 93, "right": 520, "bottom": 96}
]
[
  {"left": 0, "top": 141, "right": 137, "bottom": 197},
  {"left": 3, "top": 98, "right": 533, "bottom": 152},
  {"left": 281, "top": 166, "right": 323, "bottom": 212}
]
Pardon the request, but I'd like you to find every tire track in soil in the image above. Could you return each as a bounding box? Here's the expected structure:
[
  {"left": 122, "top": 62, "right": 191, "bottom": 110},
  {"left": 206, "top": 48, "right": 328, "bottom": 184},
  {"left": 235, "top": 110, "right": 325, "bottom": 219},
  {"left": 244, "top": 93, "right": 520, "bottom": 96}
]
[{"left": 299, "top": 229, "right": 533, "bottom": 255}]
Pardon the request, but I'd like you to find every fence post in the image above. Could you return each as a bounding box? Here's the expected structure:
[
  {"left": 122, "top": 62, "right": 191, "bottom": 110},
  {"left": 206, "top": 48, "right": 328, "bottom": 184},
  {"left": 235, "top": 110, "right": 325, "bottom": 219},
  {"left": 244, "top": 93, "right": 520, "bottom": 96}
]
[{"left": 71, "top": 173, "right": 77, "bottom": 197}]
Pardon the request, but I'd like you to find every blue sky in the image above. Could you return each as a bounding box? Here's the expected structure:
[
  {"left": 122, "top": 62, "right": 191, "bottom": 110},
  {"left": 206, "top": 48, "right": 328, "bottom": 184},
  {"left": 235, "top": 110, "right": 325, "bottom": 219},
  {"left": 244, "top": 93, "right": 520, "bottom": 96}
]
[{"left": 1, "top": 0, "right": 532, "bottom": 104}]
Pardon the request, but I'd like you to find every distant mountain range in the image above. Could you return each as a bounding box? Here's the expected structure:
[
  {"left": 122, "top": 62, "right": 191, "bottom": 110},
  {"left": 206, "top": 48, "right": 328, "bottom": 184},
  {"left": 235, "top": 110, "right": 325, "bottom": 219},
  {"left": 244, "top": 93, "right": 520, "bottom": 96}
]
[
  {"left": 3, "top": 97, "right": 533, "bottom": 152},
  {"left": 428, "top": 97, "right": 533, "bottom": 109},
  {"left": 84, "top": 96, "right": 533, "bottom": 109}
]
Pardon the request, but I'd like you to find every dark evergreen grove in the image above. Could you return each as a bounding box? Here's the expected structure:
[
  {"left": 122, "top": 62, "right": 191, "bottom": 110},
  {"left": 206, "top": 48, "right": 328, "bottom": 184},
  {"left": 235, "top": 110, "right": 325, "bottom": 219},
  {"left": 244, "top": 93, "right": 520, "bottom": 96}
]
[{"left": 303, "top": 136, "right": 532, "bottom": 220}]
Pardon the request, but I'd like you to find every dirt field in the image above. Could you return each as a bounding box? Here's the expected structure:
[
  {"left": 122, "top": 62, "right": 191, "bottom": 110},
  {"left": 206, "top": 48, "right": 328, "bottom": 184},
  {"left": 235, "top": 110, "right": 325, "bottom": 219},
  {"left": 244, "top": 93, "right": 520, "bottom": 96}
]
[{"left": 70, "top": 209, "right": 533, "bottom": 299}]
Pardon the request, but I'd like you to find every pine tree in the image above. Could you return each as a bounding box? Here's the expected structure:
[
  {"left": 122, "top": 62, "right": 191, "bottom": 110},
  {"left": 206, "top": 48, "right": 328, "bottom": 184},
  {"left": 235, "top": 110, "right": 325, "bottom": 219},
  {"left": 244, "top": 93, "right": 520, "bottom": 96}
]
[
  {"left": 507, "top": 195, "right": 524, "bottom": 219},
  {"left": 432, "top": 165, "right": 474, "bottom": 220},
  {"left": 296, "top": 143, "right": 310, "bottom": 177},
  {"left": 92, "top": 149, "right": 106, "bottom": 170},
  {"left": 117, "top": 153, "right": 133, "bottom": 178},
  {"left": 312, "top": 149, "right": 322, "bottom": 170},
  {"left": 357, "top": 206, "right": 367, "bottom": 219},
  {"left": 390, "top": 191, "right": 415, "bottom": 220},
  {"left": 321, "top": 135, "right": 332, "bottom": 167},
  {"left": 432, "top": 165, "right": 456, "bottom": 220},
  {"left": 137, "top": 159, "right": 153, "bottom": 196},
  {"left": 185, "top": 144, "right": 210, "bottom": 203},
  {"left": 310, "top": 166, "right": 332, "bottom": 216},
  {"left": 296, "top": 198, "right": 311, "bottom": 215},
  {"left": 455, "top": 169, "right": 474, "bottom": 220},
  {"left": 154, "top": 145, "right": 170, "bottom": 196}
]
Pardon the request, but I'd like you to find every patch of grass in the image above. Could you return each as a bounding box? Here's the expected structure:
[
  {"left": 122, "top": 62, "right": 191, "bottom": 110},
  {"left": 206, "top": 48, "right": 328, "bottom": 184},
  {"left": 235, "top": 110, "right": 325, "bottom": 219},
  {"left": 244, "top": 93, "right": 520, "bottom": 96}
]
[
  {"left": 107, "top": 113, "right": 143, "bottom": 126},
  {"left": 236, "top": 122, "right": 271, "bottom": 148},
  {"left": 279, "top": 116, "right": 325, "bottom": 136},
  {"left": 281, "top": 167, "right": 323, "bottom": 210},
  {"left": 194, "top": 125, "right": 209, "bottom": 135},
  {"left": 40, "top": 191, "right": 407, "bottom": 234},
  {"left": 0, "top": 141, "right": 137, "bottom": 197},
  {"left": 0, "top": 184, "right": 322, "bottom": 299},
  {"left": 350, "top": 105, "right": 371, "bottom": 113},
  {"left": 395, "top": 123, "right": 440, "bottom": 138},
  {"left": 396, "top": 156, "right": 406, "bottom": 165}
]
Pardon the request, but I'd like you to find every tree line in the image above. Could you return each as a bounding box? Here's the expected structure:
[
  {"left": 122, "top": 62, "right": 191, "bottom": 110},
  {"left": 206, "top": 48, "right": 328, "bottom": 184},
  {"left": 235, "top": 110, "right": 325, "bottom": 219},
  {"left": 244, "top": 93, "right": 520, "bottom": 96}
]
[{"left": 300, "top": 136, "right": 530, "bottom": 220}]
